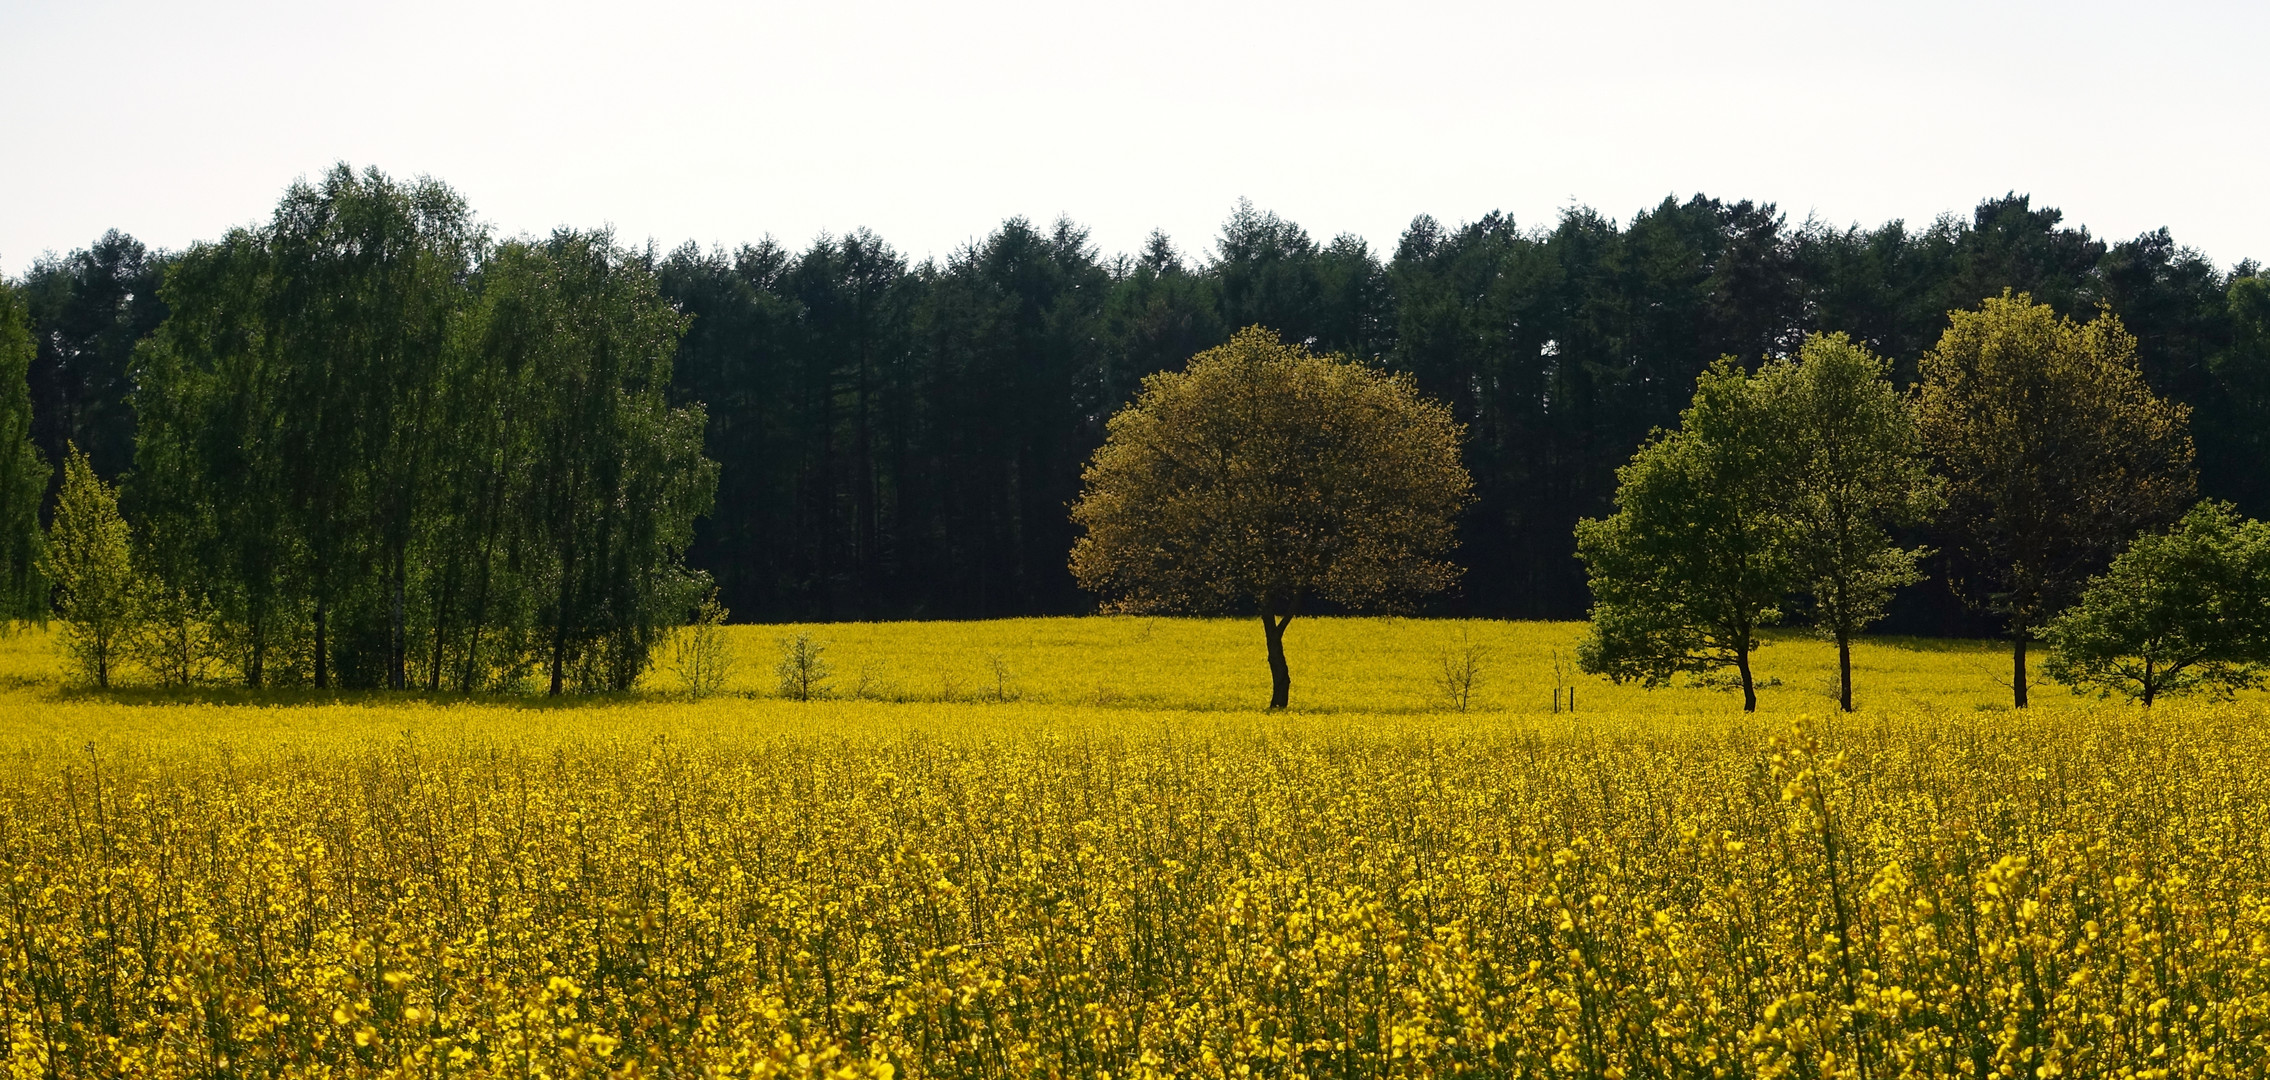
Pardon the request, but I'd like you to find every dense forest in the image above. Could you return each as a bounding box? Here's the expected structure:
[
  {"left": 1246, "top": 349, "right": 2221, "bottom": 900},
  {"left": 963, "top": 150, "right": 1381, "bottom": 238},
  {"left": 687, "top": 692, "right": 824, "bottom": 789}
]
[{"left": 15, "top": 172, "right": 2270, "bottom": 633}]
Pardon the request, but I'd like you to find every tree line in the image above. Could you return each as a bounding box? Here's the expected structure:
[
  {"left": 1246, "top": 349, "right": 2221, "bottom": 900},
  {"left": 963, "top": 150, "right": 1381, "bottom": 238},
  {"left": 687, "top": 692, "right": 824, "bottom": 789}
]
[
  {"left": 8, "top": 168, "right": 2270, "bottom": 640},
  {"left": 1576, "top": 294, "right": 2213, "bottom": 712},
  {"left": 5, "top": 166, "right": 715, "bottom": 691}
]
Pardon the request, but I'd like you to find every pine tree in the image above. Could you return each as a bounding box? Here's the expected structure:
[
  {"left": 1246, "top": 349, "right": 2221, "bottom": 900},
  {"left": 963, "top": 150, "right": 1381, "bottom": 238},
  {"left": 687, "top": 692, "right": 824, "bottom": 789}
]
[{"left": 0, "top": 283, "right": 49, "bottom": 627}]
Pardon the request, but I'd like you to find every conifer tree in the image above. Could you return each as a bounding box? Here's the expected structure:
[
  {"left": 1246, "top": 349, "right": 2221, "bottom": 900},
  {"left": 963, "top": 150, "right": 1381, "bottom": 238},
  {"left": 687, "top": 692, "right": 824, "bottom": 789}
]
[{"left": 0, "top": 283, "right": 50, "bottom": 626}]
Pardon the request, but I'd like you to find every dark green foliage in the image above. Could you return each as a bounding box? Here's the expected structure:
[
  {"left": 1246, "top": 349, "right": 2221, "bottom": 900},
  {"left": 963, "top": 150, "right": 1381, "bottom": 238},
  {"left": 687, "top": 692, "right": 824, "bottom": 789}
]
[
  {"left": 1762, "top": 334, "right": 1939, "bottom": 711},
  {"left": 1576, "top": 338, "right": 1938, "bottom": 713},
  {"left": 2042, "top": 502, "right": 2270, "bottom": 705},
  {"left": 132, "top": 226, "right": 293, "bottom": 683},
  {"left": 131, "top": 167, "right": 479, "bottom": 687},
  {"left": 1097, "top": 233, "right": 1224, "bottom": 414},
  {"left": 1949, "top": 195, "right": 2108, "bottom": 318},
  {"left": 0, "top": 284, "right": 49, "bottom": 623},
  {"left": 269, "top": 167, "right": 477, "bottom": 688},
  {"left": 486, "top": 233, "right": 715, "bottom": 694},
  {"left": 653, "top": 194, "right": 2265, "bottom": 625},
  {"left": 1915, "top": 294, "right": 2197, "bottom": 706},
  {"left": 1577, "top": 359, "right": 1794, "bottom": 712},
  {"left": 16, "top": 188, "right": 2270, "bottom": 630},
  {"left": 127, "top": 167, "right": 715, "bottom": 693},
  {"left": 917, "top": 218, "right": 1112, "bottom": 615},
  {"left": 2199, "top": 271, "right": 2270, "bottom": 514},
  {"left": 19, "top": 231, "right": 166, "bottom": 486}
]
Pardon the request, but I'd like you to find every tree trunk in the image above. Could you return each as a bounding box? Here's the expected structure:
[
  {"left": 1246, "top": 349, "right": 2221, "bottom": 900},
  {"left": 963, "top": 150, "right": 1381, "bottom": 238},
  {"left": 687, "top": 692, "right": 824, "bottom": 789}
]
[
  {"left": 550, "top": 543, "right": 576, "bottom": 696},
  {"left": 429, "top": 616, "right": 446, "bottom": 693},
  {"left": 247, "top": 617, "right": 264, "bottom": 690},
  {"left": 550, "top": 627, "right": 566, "bottom": 697},
  {"left": 1736, "top": 647, "right": 1756, "bottom": 713},
  {"left": 2142, "top": 657, "right": 2155, "bottom": 708},
  {"left": 1837, "top": 633, "right": 1853, "bottom": 713},
  {"left": 1261, "top": 603, "right": 1295, "bottom": 710},
  {"left": 389, "top": 546, "right": 407, "bottom": 690},
  {"left": 2012, "top": 636, "right": 2028, "bottom": 708},
  {"left": 313, "top": 600, "right": 327, "bottom": 690}
]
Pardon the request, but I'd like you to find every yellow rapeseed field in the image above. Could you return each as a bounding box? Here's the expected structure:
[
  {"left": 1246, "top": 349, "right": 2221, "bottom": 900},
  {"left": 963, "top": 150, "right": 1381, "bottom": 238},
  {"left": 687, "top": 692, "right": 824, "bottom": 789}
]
[{"left": 2, "top": 618, "right": 2265, "bottom": 1078}]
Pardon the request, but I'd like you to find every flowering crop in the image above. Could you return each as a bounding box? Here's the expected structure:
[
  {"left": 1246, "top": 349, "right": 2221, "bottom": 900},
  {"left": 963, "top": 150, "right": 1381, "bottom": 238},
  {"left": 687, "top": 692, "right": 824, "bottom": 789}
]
[{"left": 0, "top": 620, "right": 2264, "bottom": 1077}]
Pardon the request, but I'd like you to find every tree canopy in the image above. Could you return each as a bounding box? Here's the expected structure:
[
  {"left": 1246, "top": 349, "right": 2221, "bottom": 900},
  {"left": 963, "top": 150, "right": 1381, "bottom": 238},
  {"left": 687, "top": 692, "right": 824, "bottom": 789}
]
[
  {"left": 0, "top": 282, "right": 47, "bottom": 626},
  {"left": 1579, "top": 336, "right": 1935, "bottom": 712},
  {"left": 1916, "top": 292, "right": 2196, "bottom": 706},
  {"left": 2041, "top": 501, "right": 2270, "bottom": 705},
  {"left": 128, "top": 166, "right": 715, "bottom": 692},
  {"left": 10, "top": 182, "right": 2269, "bottom": 639},
  {"left": 45, "top": 445, "right": 135, "bottom": 686},
  {"left": 1576, "top": 358, "right": 1792, "bottom": 711},
  {"left": 1759, "top": 333, "right": 1938, "bottom": 710},
  {"left": 1070, "top": 327, "right": 1469, "bottom": 708}
]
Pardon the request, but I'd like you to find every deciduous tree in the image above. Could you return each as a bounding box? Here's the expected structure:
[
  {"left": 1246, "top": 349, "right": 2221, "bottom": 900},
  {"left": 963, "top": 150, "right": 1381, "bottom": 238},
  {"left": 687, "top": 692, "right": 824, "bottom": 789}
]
[
  {"left": 46, "top": 446, "right": 138, "bottom": 685},
  {"left": 264, "top": 165, "right": 476, "bottom": 689},
  {"left": 1757, "top": 333, "right": 1938, "bottom": 711},
  {"left": 132, "top": 228, "right": 298, "bottom": 685},
  {"left": 1070, "top": 327, "right": 1470, "bottom": 709},
  {"left": 486, "top": 232, "right": 716, "bottom": 694},
  {"left": 2040, "top": 502, "right": 2270, "bottom": 705},
  {"left": 1577, "top": 358, "right": 1793, "bottom": 711},
  {"left": 1916, "top": 293, "right": 2195, "bottom": 706}
]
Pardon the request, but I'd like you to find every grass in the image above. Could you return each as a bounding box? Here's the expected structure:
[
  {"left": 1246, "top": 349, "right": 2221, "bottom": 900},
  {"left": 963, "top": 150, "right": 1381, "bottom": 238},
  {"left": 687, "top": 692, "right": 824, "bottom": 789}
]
[{"left": 3, "top": 619, "right": 2265, "bottom": 1077}]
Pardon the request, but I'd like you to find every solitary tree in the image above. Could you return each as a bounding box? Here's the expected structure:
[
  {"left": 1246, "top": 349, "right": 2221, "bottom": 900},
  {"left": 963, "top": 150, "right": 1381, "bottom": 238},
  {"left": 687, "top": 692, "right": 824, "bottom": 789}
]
[
  {"left": 2041, "top": 502, "right": 2270, "bottom": 705},
  {"left": 1070, "top": 326, "right": 1470, "bottom": 709},
  {"left": 1757, "top": 333, "right": 1939, "bottom": 711},
  {"left": 1915, "top": 293, "right": 2194, "bottom": 707},
  {"left": 1577, "top": 358, "right": 1792, "bottom": 711},
  {"left": 0, "top": 283, "right": 48, "bottom": 627},
  {"left": 47, "top": 446, "right": 139, "bottom": 686}
]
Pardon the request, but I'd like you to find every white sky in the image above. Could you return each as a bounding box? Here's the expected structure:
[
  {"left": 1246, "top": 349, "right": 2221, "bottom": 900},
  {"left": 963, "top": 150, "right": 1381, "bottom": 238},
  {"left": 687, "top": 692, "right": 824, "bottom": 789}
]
[{"left": 5, "top": 0, "right": 2266, "bottom": 276}]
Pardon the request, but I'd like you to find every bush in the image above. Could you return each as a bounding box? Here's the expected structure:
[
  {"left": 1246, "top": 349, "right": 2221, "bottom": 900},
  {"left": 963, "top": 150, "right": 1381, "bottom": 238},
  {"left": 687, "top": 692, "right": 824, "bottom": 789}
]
[
  {"left": 670, "top": 590, "right": 735, "bottom": 699},
  {"left": 1435, "top": 636, "right": 1487, "bottom": 712},
  {"left": 775, "top": 633, "right": 831, "bottom": 701}
]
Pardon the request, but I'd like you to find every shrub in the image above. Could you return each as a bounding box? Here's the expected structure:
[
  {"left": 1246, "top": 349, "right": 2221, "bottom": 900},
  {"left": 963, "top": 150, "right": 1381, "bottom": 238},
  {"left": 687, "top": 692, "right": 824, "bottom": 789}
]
[
  {"left": 1435, "top": 637, "right": 1486, "bottom": 712},
  {"left": 775, "top": 633, "right": 831, "bottom": 701},
  {"left": 670, "top": 590, "right": 735, "bottom": 699}
]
